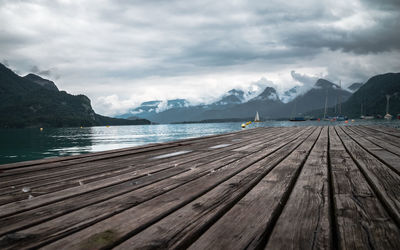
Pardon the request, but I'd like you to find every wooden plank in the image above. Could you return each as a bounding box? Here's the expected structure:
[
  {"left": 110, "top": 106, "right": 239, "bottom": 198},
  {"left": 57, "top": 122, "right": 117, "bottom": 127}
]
[
  {"left": 111, "top": 129, "right": 320, "bottom": 250},
  {"left": 0, "top": 127, "right": 299, "bottom": 205},
  {"left": 1, "top": 126, "right": 399, "bottom": 250},
  {"left": 365, "top": 125, "right": 400, "bottom": 138},
  {"left": 329, "top": 126, "right": 400, "bottom": 249},
  {"left": 358, "top": 126, "right": 400, "bottom": 147},
  {"left": 185, "top": 128, "right": 321, "bottom": 250},
  {"left": 355, "top": 125, "right": 400, "bottom": 150},
  {"left": 17, "top": 128, "right": 316, "bottom": 249},
  {"left": 265, "top": 127, "right": 330, "bottom": 249},
  {"left": 0, "top": 151, "right": 246, "bottom": 239},
  {"left": 349, "top": 126, "right": 400, "bottom": 157},
  {"left": 340, "top": 126, "right": 400, "bottom": 175},
  {"left": 334, "top": 126, "right": 400, "bottom": 226},
  {"left": 0, "top": 128, "right": 305, "bottom": 234},
  {"left": 0, "top": 127, "right": 300, "bottom": 218}
]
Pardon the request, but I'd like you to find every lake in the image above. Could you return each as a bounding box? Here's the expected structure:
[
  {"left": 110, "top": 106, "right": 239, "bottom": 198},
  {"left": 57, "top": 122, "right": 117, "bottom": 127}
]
[{"left": 1, "top": 120, "right": 399, "bottom": 164}]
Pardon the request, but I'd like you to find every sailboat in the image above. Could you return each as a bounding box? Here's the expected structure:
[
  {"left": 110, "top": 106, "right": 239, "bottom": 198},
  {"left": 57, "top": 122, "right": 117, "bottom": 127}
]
[
  {"left": 360, "top": 99, "right": 374, "bottom": 119},
  {"left": 323, "top": 91, "right": 329, "bottom": 121},
  {"left": 334, "top": 80, "right": 348, "bottom": 121},
  {"left": 289, "top": 99, "right": 305, "bottom": 121},
  {"left": 254, "top": 111, "right": 260, "bottom": 122}
]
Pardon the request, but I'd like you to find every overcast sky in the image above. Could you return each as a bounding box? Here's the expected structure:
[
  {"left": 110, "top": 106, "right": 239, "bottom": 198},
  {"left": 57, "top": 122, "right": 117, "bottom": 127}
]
[{"left": 1, "top": 0, "right": 400, "bottom": 115}]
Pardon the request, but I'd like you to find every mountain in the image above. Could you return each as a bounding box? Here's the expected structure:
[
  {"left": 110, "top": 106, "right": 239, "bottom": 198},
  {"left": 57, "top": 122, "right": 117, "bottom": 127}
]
[
  {"left": 0, "top": 63, "right": 150, "bottom": 128},
  {"left": 284, "top": 79, "right": 352, "bottom": 117},
  {"left": 211, "top": 89, "right": 245, "bottom": 106},
  {"left": 23, "top": 73, "right": 59, "bottom": 91},
  {"left": 281, "top": 86, "right": 299, "bottom": 103},
  {"left": 118, "top": 99, "right": 189, "bottom": 119},
  {"left": 117, "top": 89, "right": 248, "bottom": 121},
  {"left": 215, "top": 86, "right": 283, "bottom": 119},
  {"left": 116, "top": 77, "right": 379, "bottom": 123},
  {"left": 341, "top": 73, "right": 400, "bottom": 117},
  {"left": 118, "top": 80, "right": 350, "bottom": 123},
  {"left": 249, "top": 87, "right": 279, "bottom": 102},
  {"left": 347, "top": 82, "right": 363, "bottom": 92},
  {"left": 131, "top": 86, "right": 283, "bottom": 123}
]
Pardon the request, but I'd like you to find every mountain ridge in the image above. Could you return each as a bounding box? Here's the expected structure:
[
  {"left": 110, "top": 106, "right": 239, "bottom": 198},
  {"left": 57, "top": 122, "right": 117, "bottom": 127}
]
[
  {"left": 119, "top": 78, "right": 352, "bottom": 123},
  {"left": 0, "top": 63, "right": 150, "bottom": 128},
  {"left": 305, "top": 72, "right": 400, "bottom": 118}
]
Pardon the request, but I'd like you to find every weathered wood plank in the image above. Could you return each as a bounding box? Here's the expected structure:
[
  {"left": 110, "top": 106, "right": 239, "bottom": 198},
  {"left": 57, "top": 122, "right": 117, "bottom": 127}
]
[
  {"left": 0, "top": 153, "right": 251, "bottom": 249},
  {"left": 265, "top": 127, "right": 330, "bottom": 250},
  {"left": 334, "top": 126, "right": 400, "bottom": 226},
  {"left": 28, "top": 129, "right": 316, "bottom": 249},
  {"left": 0, "top": 151, "right": 245, "bottom": 235},
  {"left": 349, "top": 126, "right": 400, "bottom": 157},
  {"left": 112, "top": 129, "right": 320, "bottom": 250},
  {"left": 185, "top": 128, "right": 322, "bottom": 250},
  {"left": 1, "top": 125, "right": 398, "bottom": 250},
  {"left": 329, "top": 126, "right": 400, "bottom": 249},
  {"left": 0, "top": 128, "right": 305, "bottom": 236},
  {"left": 358, "top": 126, "right": 400, "bottom": 147},
  {"left": 364, "top": 125, "right": 400, "bottom": 138},
  {"left": 340, "top": 126, "right": 400, "bottom": 175},
  {"left": 0, "top": 127, "right": 290, "bottom": 204},
  {"left": 0, "top": 127, "right": 302, "bottom": 207}
]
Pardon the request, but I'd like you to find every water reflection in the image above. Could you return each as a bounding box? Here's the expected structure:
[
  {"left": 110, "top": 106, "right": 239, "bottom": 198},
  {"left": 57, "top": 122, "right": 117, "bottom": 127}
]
[
  {"left": 0, "top": 127, "right": 94, "bottom": 164},
  {"left": 0, "top": 120, "right": 399, "bottom": 164}
]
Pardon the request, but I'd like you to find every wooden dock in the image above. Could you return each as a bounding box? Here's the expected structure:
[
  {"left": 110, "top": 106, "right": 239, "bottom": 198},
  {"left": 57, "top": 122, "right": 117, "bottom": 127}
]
[{"left": 0, "top": 125, "right": 400, "bottom": 249}]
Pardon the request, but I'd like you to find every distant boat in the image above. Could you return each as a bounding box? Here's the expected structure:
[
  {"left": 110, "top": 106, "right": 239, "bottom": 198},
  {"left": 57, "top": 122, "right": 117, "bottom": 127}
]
[
  {"left": 384, "top": 113, "right": 392, "bottom": 120},
  {"left": 254, "top": 111, "right": 260, "bottom": 122},
  {"left": 335, "top": 115, "right": 348, "bottom": 121},
  {"left": 289, "top": 99, "right": 305, "bottom": 121}
]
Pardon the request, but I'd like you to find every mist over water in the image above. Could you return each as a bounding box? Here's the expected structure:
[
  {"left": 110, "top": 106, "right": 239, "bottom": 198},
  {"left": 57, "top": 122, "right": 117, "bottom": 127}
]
[{"left": 1, "top": 120, "right": 399, "bottom": 164}]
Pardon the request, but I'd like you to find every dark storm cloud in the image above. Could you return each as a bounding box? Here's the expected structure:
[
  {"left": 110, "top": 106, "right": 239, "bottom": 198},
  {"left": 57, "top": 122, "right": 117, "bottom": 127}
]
[
  {"left": 361, "top": 0, "right": 400, "bottom": 9},
  {"left": 285, "top": 19, "right": 400, "bottom": 54}
]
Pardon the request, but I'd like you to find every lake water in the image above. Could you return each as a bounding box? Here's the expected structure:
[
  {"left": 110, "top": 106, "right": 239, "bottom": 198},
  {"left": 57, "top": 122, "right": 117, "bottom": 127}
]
[{"left": 1, "top": 120, "right": 399, "bottom": 164}]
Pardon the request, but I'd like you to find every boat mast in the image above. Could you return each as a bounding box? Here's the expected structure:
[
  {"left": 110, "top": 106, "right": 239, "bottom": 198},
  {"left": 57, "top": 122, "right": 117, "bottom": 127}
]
[
  {"left": 386, "top": 94, "right": 391, "bottom": 115},
  {"left": 334, "top": 98, "right": 337, "bottom": 114},
  {"left": 338, "top": 80, "right": 342, "bottom": 115},
  {"left": 323, "top": 90, "right": 328, "bottom": 119}
]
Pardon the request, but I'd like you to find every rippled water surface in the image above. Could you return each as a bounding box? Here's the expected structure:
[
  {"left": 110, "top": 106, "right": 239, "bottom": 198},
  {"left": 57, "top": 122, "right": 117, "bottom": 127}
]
[{"left": 1, "top": 120, "right": 399, "bottom": 164}]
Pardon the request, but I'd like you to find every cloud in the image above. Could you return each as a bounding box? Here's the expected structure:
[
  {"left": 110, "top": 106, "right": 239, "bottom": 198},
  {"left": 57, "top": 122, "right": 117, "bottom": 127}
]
[
  {"left": 155, "top": 100, "right": 169, "bottom": 113},
  {"left": 290, "top": 71, "right": 319, "bottom": 87},
  {"left": 30, "top": 65, "right": 60, "bottom": 78},
  {"left": 1, "top": 59, "right": 9, "bottom": 67},
  {"left": 0, "top": 0, "right": 399, "bottom": 115}
]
